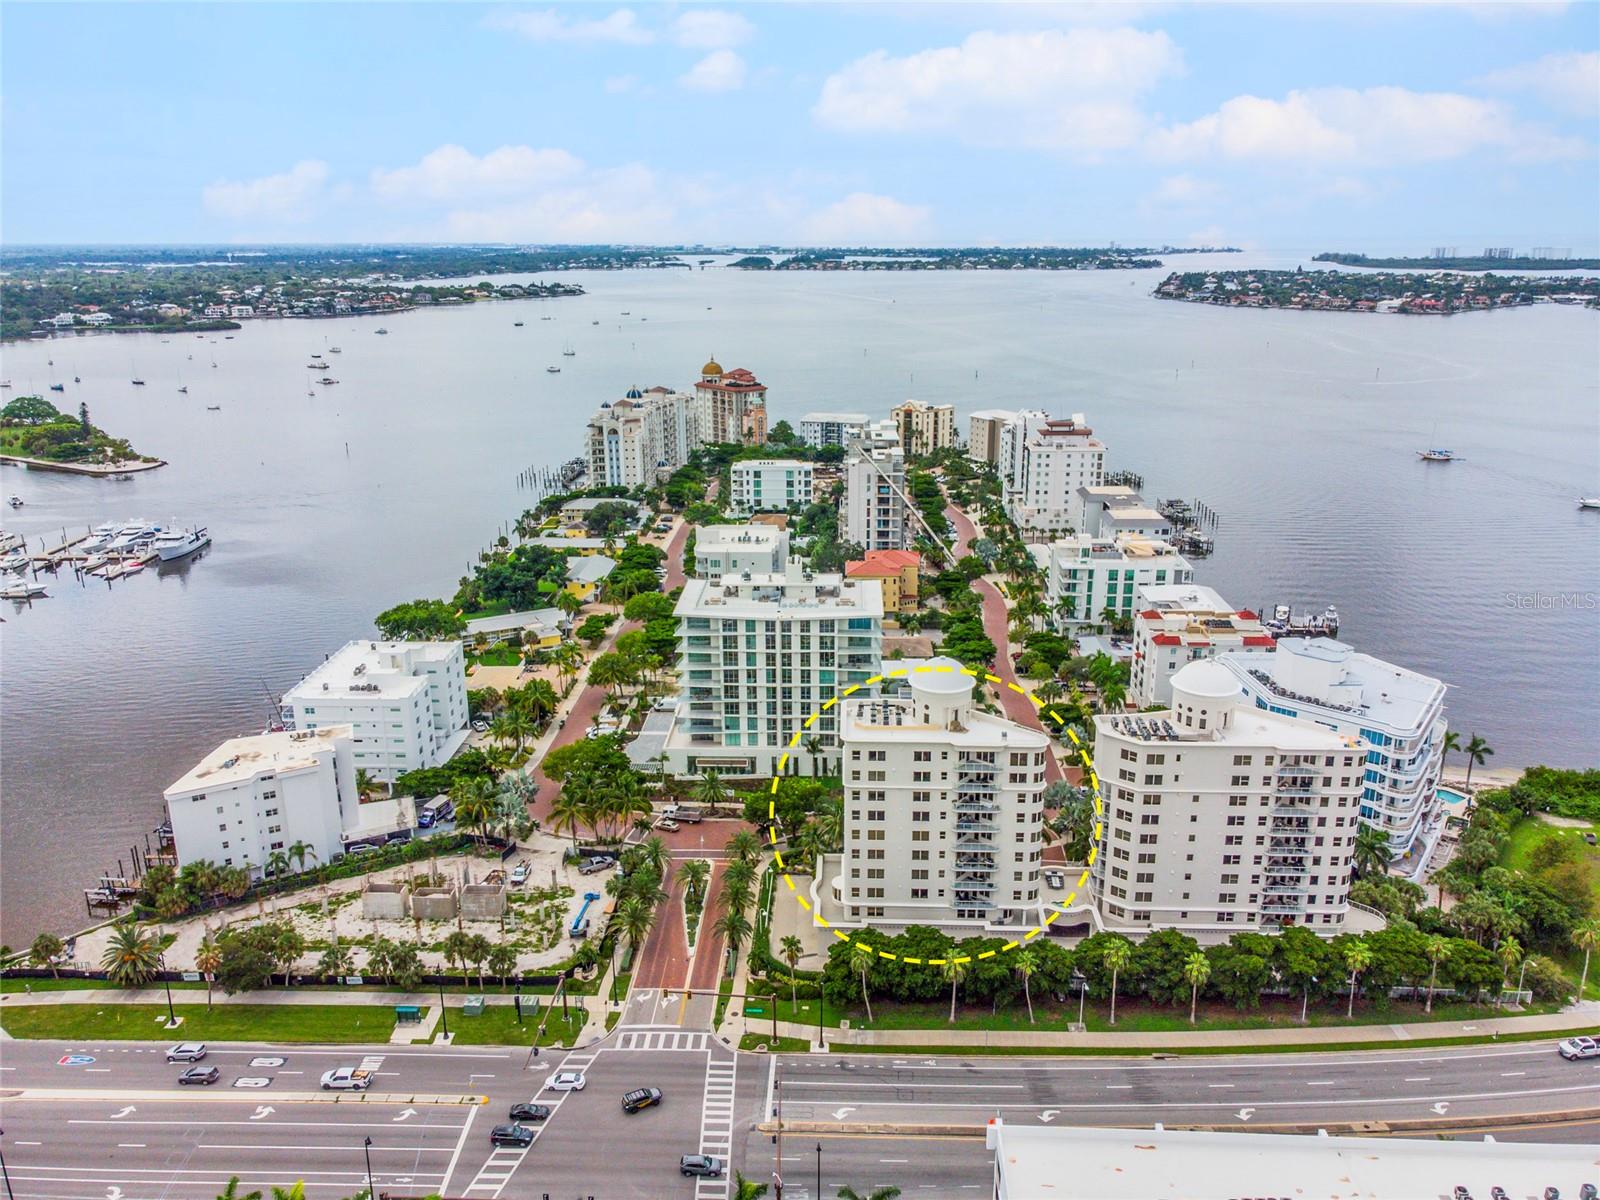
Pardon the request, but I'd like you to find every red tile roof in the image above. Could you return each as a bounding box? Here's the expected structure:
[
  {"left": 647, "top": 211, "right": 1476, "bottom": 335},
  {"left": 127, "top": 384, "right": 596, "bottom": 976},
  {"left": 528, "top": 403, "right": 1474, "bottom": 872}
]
[{"left": 846, "top": 549, "right": 923, "bottom": 577}]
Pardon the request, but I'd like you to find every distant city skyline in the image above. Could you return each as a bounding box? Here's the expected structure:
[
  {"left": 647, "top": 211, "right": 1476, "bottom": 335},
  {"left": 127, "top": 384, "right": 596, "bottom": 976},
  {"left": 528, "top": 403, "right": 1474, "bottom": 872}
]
[{"left": 2, "top": 2, "right": 1596, "bottom": 250}]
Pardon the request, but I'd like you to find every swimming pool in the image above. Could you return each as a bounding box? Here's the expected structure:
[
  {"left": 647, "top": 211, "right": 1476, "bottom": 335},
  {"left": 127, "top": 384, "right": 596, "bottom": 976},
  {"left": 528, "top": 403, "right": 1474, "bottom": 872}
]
[{"left": 1437, "top": 786, "right": 1470, "bottom": 807}]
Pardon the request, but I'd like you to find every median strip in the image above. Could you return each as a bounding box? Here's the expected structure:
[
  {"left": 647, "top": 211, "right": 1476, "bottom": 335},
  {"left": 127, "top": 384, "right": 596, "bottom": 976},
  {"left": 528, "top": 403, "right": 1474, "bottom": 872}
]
[{"left": 9, "top": 1089, "right": 488, "bottom": 1105}]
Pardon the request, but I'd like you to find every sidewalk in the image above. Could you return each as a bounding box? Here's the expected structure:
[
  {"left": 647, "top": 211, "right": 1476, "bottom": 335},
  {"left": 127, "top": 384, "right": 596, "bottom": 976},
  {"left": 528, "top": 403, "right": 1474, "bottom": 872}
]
[{"left": 2, "top": 985, "right": 570, "bottom": 1009}]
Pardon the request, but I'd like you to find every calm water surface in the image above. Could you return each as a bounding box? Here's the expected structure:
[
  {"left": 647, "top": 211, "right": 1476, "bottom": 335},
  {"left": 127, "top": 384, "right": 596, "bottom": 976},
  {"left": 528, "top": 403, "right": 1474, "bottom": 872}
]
[{"left": 3, "top": 255, "right": 1597, "bottom": 941}]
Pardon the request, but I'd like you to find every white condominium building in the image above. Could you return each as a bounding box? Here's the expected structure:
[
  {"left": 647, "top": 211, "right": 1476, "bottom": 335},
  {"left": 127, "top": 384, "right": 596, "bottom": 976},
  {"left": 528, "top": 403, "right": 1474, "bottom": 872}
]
[
  {"left": 967, "top": 409, "right": 1019, "bottom": 465},
  {"left": 1092, "top": 660, "right": 1365, "bottom": 937},
  {"left": 1130, "top": 584, "right": 1275, "bottom": 709},
  {"left": 829, "top": 658, "right": 1051, "bottom": 933},
  {"left": 843, "top": 438, "right": 909, "bottom": 551},
  {"left": 585, "top": 386, "right": 701, "bottom": 488},
  {"left": 693, "top": 524, "right": 791, "bottom": 579},
  {"left": 1074, "top": 485, "right": 1171, "bottom": 539},
  {"left": 729, "top": 459, "right": 815, "bottom": 513},
  {"left": 1216, "top": 638, "right": 1448, "bottom": 857},
  {"left": 1043, "top": 534, "right": 1194, "bottom": 626},
  {"left": 165, "top": 726, "right": 357, "bottom": 877},
  {"left": 890, "top": 399, "right": 957, "bottom": 456},
  {"left": 799, "top": 412, "right": 868, "bottom": 448},
  {"left": 661, "top": 559, "right": 884, "bottom": 777},
  {"left": 1002, "top": 414, "right": 1106, "bottom": 535},
  {"left": 282, "top": 640, "right": 470, "bottom": 781}
]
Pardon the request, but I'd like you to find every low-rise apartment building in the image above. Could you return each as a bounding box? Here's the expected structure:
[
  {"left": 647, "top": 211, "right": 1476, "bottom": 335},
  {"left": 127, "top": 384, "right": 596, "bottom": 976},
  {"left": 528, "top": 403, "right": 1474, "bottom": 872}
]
[
  {"left": 729, "top": 459, "right": 815, "bottom": 513},
  {"left": 1001, "top": 413, "right": 1105, "bottom": 536},
  {"left": 890, "top": 399, "right": 956, "bottom": 456},
  {"left": 693, "top": 524, "right": 791, "bottom": 579},
  {"left": 1091, "top": 660, "right": 1365, "bottom": 937},
  {"left": 844, "top": 549, "right": 922, "bottom": 615},
  {"left": 1042, "top": 535, "right": 1194, "bottom": 626},
  {"left": 1130, "top": 585, "right": 1274, "bottom": 708},
  {"left": 799, "top": 412, "right": 868, "bottom": 448}
]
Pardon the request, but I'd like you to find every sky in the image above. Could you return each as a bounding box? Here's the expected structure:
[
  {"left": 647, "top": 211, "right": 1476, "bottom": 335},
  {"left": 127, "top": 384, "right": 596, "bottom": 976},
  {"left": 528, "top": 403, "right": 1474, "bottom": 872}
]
[{"left": 3, "top": 1, "right": 1598, "bottom": 251}]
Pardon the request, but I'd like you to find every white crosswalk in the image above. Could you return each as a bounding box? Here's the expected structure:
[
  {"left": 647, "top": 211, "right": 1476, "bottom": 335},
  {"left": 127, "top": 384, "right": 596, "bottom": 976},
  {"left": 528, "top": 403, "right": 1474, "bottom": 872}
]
[
  {"left": 614, "top": 1030, "right": 711, "bottom": 1052},
  {"left": 695, "top": 1056, "right": 738, "bottom": 1200},
  {"left": 460, "top": 1047, "right": 599, "bottom": 1197}
]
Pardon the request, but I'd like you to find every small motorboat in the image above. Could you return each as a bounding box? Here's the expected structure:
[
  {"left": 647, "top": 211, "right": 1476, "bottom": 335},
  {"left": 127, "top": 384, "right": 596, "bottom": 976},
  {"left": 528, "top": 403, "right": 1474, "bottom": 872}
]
[
  {"left": 514, "top": 321, "right": 524, "bottom": 327},
  {"left": 0, "top": 582, "right": 46, "bottom": 600},
  {"left": 1579, "top": 497, "right": 1600, "bottom": 510},
  {"left": 49, "top": 383, "right": 65, "bottom": 392},
  {"left": 0, "top": 554, "right": 29, "bottom": 573},
  {"left": 591, "top": 320, "right": 599, "bottom": 325},
  {"left": 375, "top": 327, "right": 389, "bottom": 335},
  {"left": 329, "top": 346, "right": 342, "bottom": 353},
  {"left": 1417, "top": 449, "right": 1455, "bottom": 462},
  {"left": 131, "top": 378, "right": 146, "bottom": 386},
  {"left": 178, "top": 386, "right": 188, "bottom": 394},
  {"left": 206, "top": 405, "right": 221, "bottom": 412},
  {"left": 546, "top": 366, "right": 561, "bottom": 374},
  {"left": 74, "top": 375, "right": 80, "bottom": 383},
  {"left": 319, "top": 376, "right": 339, "bottom": 385},
  {"left": 7, "top": 496, "right": 23, "bottom": 508},
  {"left": 0, "top": 381, "right": 11, "bottom": 388}
]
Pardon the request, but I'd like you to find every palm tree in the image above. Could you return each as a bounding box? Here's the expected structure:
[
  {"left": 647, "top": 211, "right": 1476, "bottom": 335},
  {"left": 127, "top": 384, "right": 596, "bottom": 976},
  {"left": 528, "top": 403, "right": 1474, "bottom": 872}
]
[
  {"left": 286, "top": 841, "right": 318, "bottom": 875},
  {"left": 215, "top": 1177, "right": 263, "bottom": 1200},
  {"left": 1462, "top": 733, "right": 1494, "bottom": 789},
  {"left": 780, "top": 934, "right": 805, "bottom": 1010},
  {"left": 729, "top": 1173, "right": 768, "bottom": 1200},
  {"left": 466, "top": 933, "right": 492, "bottom": 988},
  {"left": 617, "top": 895, "right": 656, "bottom": 961},
  {"left": 1352, "top": 824, "right": 1391, "bottom": 878},
  {"left": 725, "top": 828, "right": 763, "bottom": 867},
  {"left": 837, "top": 1187, "right": 901, "bottom": 1200},
  {"left": 317, "top": 941, "right": 354, "bottom": 981},
  {"left": 488, "top": 942, "right": 519, "bottom": 989},
  {"left": 801, "top": 733, "right": 825, "bottom": 776},
  {"left": 451, "top": 776, "right": 496, "bottom": 848},
  {"left": 1496, "top": 935, "right": 1522, "bottom": 1005},
  {"left": 29, "top": 932, "right": 64, "bottom": 979},
  {"left": 554, "top": 588, "right": 584, "bottom": 619},
  {"left": 195, "top": 932, "right": 222, "bottom": 1009},
  {"left": 712, "top": 908, "right": 752, "bottom": 976},
  {"left": 1423, "top": 934, "right": 1451, "bottom": 1013},
  {"left": 549, "top": 787, "right": 588, "bottom": 853},
  {"left": 101, "top": 921, "right": 162, "bottom": 987},
  {"left": 852, "top": 942, "right": 877, "bottom": 1024},
  {"left": 942, "top": 958, "right": 968, "bottom": 1023},
  {"left": 1439, "top": 729, "right": 1461, "bottom": 776},
  {"left": 273, "top": 925, "right": 306, "bottom": 986},
  {"left": 1343, "top": 940, "right": 1373, "bottom": 1018},
  {"left": 366, "top": 937, "right": 395, "bottom": 985},
  {"left": 1014, "top": 948, "right": 1038, "bottom": 1025},
  {"left": 264, "top": 848, "right": 292, "bottom": 880},
  {"left": 1573, "top": 919, "right": 1600, "bottom": 1001},
  {"left": 1103, "top": 939, "right": 1132, "bottom": 1026},
  {"left": 694, "top": 770, "right": 728, "bottom": 813},
  {"left": 638, "top": 835, "right": 671, "bottom": 880},
  {"left": 442, "top": 930, "right": 474, "bottom": 986},
  {"left": 1183, "top": 951, "right": 1210, "bottom": 1025},
  {"left": 676, "top": 859, "right": 711, "bottom": 908}
]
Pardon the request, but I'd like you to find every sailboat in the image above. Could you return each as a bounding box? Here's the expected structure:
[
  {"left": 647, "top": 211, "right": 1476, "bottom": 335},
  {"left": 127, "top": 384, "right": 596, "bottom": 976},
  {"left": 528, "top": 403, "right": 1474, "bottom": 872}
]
[
  {"left": 1579, "top": 497, "right": 1600, "bottom": 510},
  {"left": 562, "top": 341, "right": 575, "bottom": 357},
  {"left": 1417, "top": 448, "right": 1456, "bottom": 462}
]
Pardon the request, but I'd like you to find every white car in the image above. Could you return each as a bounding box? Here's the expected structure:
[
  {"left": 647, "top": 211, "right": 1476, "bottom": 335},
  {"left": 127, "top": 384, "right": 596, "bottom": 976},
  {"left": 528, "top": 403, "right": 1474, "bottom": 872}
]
[
  {"left": 509, "top": 863, "right": 530, "bottom": 886},
  {"left": 546, "top": 1070, "right": 587, "bottom": 1092},
  {"left": 320, "top": 1067, "right": 373, "bottom": 1091},
  {"left": 166, "top": 1042, "right": 208, "bottom": 1062},
  {"left": 1557, "top": 1035, "right": 1600, "bottom": 1060}
]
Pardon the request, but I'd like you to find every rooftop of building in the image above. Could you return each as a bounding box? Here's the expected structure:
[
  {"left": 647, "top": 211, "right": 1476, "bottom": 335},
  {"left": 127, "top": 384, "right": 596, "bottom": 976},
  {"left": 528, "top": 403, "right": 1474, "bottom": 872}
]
[
  {"left": 1100, "top": 504, "right": 1167, "bottom": 524},
  {"left": 1095, "top": 700, "right": 1357, "bottom": 753},
  {"left": 892, "top": 398, "right": 952, "bottom": 411},
  {"left": 565, "top": 554, "right": 617, "bottom": 583},
  {"left": 844, "top": 658, "right": 1049, "bottom": 748},
  {"left": 463, "top": 607, "right": 566, "bottom": 637},
  {"left": 696, "top": 523, "right": 788, "bottom": 550},
  {"left": 987, "top": 1121, "right": 1593, "bottom": 1200},
  {"left": 677, "top": 560, "right": 884, "bottom": 618},
  {"left": 731, "top": 457, "right": 812, "bottom": 471},
  {"left": 166, "top": 725, "right": 353, "bottom": 795},
  {"left": 748, "top": 513, "right": 790, "bottom": 529},
  {"left": 1076, "top": 483, "right": 1141, "bottom": 499},
  {"left": 800, "top": 411, "right": 868, "bottom": 424},
  {"left": 284, "top": 640, "right": 458, "bottom": 702},
  {"left": 967, "top": 408, "right": 1017, "bottom": 421},
  {"left": 1219, "top": 637, "right": 1447, "bottom": 729},
  {"left": 1138, "top": 582, "right": 1234, "bottom": 613},
  {"left": 1052, "top": 533, "right": 1188, "bottom": 561},
  {"left": 559, "top": 497, "right": 646, "bottom": 513},
  {"left": 523, "top": 535, "right": 621, "bottom": 549},
  {"left": 845, "top": 549, "right": 923, "bottom": 576}
]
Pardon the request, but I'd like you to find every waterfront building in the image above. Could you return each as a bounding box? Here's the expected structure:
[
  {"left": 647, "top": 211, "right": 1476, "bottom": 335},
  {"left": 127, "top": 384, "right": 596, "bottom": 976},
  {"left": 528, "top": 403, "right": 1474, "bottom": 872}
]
[
  {"left": 966, "top": 409, "right": 1019, "bottom": 465},
  {"left": 463, "top": 607, "right": 568, "bottom": 650},
  {"left": 799, "top": 412, "right": 868, "bottom": 448},
  {"left": 281, "top": 640, "right": 469, "bottom": 781},
  {"left": 1130, "top": 584, "right": 1274, "bottom": 709},
  {"left": 164, "top": 726, "right": 357, "bottom": 876},
  {"left": 584, "top": 386, "right": 701, "bottom": 488},
  {"left": 695, "top": 359, "right": 767, "bottom": 445},
  {"left": 843, "top": 431, "right": 909, "bottom": 552},
  {"left": 729, "top": 459, "right": 815, "bottom": 514},
  {"left": 1042, "top": 534, "right": 1194, "bottom": 626},
  {"left": 658, "top": 559, "right": 884, "bottom": 777},
  {"left": 1091, "top": 659, "right": 1365, "bottom": 936},
  {"left": 844, "top": 549, "right": 922, "bottom": 615},
  {"left": 890, "top": 399, "right": 957, "bottom": 456},
  {"left": 693, "top": 524, "right": 790, "bottom": 579},
  {"left": 1216, "top": 639, "right": 1449, "bottom": 859},
  {"left": 556, "top": 496, "right": 650, "bottom": 529},
  {"left": 1073, "top": 484, "right": 1164, "bottom": 537},
  {"left": 826, "top": 657, "right": 1050, "bottom": 933},
  {"left": 1001, "top": 413, "right": 1106, "bottom": 535},
  {"left": 563, "top": 553, "right": 616, "bottom": 601}
]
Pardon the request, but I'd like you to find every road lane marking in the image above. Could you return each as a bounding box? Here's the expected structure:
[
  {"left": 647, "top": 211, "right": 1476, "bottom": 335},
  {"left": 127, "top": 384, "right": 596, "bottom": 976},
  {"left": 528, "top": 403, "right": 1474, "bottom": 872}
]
[
  {"left": 1305, "top": 1081, "right": 1336, "bottom": 1086},
  {"left": 784, "top": 1082, "right": 1025, "bottom": 1090},
  {"left": 1500, "top": 1071, "right": 1526, "bottom": 1077},
  {"left": 1207, "top": 1084, "right": 1234, "bottom": 1089},
  {"left": 1105, "top": 1085, "right": 1132, "bottom": 1090},
  {"left": 1404, "top": 1077, "right": 1431, "bottom": 1082},
  {"left": 115, "top": 1144, "right": 146, "bottom": 1148},
  {"left": 796, "top": 1045, "right": 1559, "bottom": 1072}
]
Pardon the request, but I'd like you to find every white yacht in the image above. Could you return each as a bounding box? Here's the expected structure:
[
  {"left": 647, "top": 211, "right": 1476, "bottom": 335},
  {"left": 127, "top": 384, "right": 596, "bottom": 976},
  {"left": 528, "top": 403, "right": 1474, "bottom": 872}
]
[
  {"left": 0, "top": 553, "right": 29, "bottom": 573},
  {"left": 105, "top": 522, "right": 161, "bottom": 553},
  {"left": 1580, "top": 497, "right": 1600, "bottom": 510},
  {"left": 0, "top": 582, "right": 47, "bottom": 600},
  {"left": 152, "top": 526, "right": 210, "bottom": 561},
  {"left": 80, "top": 523, "right": 120, "bottom": 552}
]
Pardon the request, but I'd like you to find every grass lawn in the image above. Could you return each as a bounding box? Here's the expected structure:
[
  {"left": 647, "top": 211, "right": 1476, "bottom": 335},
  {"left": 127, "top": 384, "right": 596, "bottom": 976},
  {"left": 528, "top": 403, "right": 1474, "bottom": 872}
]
[
  {"left": 0, "top": 1003, "right": 405, "bottom": 1043},
  {"left": 713, "top": 976, "right": 734, "bottom": 1028},
  {"left": 460, "top": 599, "right": 512, "bottom": 621},
  {"left": 740, "top": 1034, "right": 811, "bottom": 1053},
  {"left": 1500, "top": 815, "right": 1600, "bottom": 901},
  {"left": 443, "top": 1002, "right": 586, "bottom": 1047},
  {"left": 2, "top": 977, "right": 207, "bottom": 993},
  {"left": 467, "top": 644, "right": 522, "bottom": 668}
]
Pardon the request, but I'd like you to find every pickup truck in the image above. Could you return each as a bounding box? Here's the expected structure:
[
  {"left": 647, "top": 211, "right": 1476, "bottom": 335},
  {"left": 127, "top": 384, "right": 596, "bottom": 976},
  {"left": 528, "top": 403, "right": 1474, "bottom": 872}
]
[
  {"left": 320, "top": 1067, "right": 374, "bottom": 1091},
  {"left": 661, "top": 805, "right": 703, "bottom": 824}
]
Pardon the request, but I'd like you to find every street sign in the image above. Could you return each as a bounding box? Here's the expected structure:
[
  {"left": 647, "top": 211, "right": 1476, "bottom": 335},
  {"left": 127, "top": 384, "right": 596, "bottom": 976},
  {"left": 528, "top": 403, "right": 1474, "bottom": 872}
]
[
  {"left": 58, "top": 1054, "right": 96, "bottom": 1066},
  {"left": 744, "top": 1005, "right": 765, "bottom": 1016},
  {"left": 181, "top": 972, "right": 202, "bottom": 982},
  {"left": 344, "top": 975, "right": 365, "bottom": 986}
]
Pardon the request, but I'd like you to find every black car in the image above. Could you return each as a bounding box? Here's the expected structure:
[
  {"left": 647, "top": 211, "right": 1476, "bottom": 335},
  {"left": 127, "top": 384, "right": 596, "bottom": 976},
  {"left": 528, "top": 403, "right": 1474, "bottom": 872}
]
[
  {"left": 178, "top": 1066, "right": 220, "bottom": 1085},
  {"left": 621, "top": 1086, "right": 663, "bottom": 1113},
  {"left": 508, "top": 1102, "right": 552, "bottom": 1122},
  {"left": 680, "top": 1155, "right": 723, "bottom": 1178},
  {"left": 489, "top": 1123, "right": 535, "bottom": 1148}
]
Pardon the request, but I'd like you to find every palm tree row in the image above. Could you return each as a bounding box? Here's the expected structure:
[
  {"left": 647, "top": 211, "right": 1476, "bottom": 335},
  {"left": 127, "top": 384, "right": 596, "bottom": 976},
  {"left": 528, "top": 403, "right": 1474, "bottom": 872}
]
[
  {"left": 710, "top": 829, "right": 764, "bottom": 976},
  {"left": 549, "top": 764, "right": 653, "bottom": 849}
]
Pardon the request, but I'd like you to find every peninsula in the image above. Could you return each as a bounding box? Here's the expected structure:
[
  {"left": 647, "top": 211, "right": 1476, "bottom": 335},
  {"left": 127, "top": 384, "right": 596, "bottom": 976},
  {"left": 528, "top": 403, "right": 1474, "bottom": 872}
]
[
  {"left": 0, "top": 395, "right": 161, "bottom": 472},
  {"left": 730, "top": 244, "right": 1238, "bottom": 271},
  {"left": 1155, "top": 268, "right": 1600, "bottom": 314},
  {"left": 1316, "top": 251, "right": 1600, "bottom": 272}
]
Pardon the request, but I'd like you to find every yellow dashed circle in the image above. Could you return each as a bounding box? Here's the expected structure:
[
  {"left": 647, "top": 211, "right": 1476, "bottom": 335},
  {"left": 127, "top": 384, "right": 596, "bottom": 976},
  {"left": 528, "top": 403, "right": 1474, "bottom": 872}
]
[{"left": 767, "top": 664, "right": 1103, "bottom": 965}]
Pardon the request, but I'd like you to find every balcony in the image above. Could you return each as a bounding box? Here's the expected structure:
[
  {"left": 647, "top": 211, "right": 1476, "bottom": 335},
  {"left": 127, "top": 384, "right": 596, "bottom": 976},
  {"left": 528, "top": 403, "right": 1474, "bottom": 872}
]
[
  {"left": 1267, "top": 856, "right": 1308, "bottom": 871},
  {"left": 956, "top": 778, "right": 997, "bottom": 796},
  {"left": 1275, "top": 784, "right": 1317, "bottom": 798},
  {"left": 955, "top": 819, "right": 998, "bottom": 835},
  {"left": 1263, "top": 881, "right": 1306, "bottom": 895},
  {"left": 1272, "top": 816, "right": 1312, "bottom": 832},
  {"left": 954, "top": 798, "right": 999, "bottom": 815},
  {"left": 955, "top": 838, "right": 996, "bottom": 853},
  {"left": 957, "top": 757, "right": 1000, "bottom": 775},
  {"left": 1272, "top": 799, "right": 1316, "bottom": 816},
  {"left": 956, "top": 854, "right": 995, "bottom": 870}
]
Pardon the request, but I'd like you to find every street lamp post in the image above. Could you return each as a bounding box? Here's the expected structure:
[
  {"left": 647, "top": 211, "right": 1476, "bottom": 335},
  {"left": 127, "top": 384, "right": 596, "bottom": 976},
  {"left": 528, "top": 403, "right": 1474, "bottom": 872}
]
[
  {"left": 159, "top": 955, "right": 177, "bottom": 1028},
  {"left": 439, "top": 984, "right": 449, "bottom": 1039},
  {"left": 0, "top": 1126, "right": 16, "bottom": 1200},
  {"left": 363, "top": 1136, "right": 374, "bottom": 1200},
  {"left": 1077, "top": 979, "right": 1087, "bottom": 1028},
  {"left": 814, "top": 1142, "right": 822, "bottom": 1200}
]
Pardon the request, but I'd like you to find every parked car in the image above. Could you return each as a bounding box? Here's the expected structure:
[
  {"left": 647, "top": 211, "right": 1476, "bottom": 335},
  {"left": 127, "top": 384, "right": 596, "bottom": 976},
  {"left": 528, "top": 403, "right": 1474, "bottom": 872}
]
[
  {"left": 546, "top": 1070, "right": 586, "bottom": 1092},
  {"left": 1557, "top": 1035, "right": 1600, "bottom": 1060},
  {"left": 346, "top": 844, "right": 376, "bottom": 857},
  {"left": 320, "top": 1067, "right": 373, "bottom": 1091},
  {"left": 509, "top": 863, "right": 530, "bottom": 886},
  {"left": 178, "top": 1066, "right": 220, "bottom": 1086},
  {"left": 578, "top": 857, "right": 610, "bottom": 875},
  {"left": 509, "top": 1102, "right": 552, "bottom": 1122},
  {"left": 655, "top": 819, "right": 681, "bottom": 833},
  {"left": 489, "top": 1123, "right": 535, "bottom": 1148},
  {"left": 166, "top": 1042, "right": 208, "bottom": 1062},
  {"left": 621, "top": 1086, "right": 663, "bottom": 1114},
  {"left": 679, "top": 1154, "right": 723, "bottom": 1178}
]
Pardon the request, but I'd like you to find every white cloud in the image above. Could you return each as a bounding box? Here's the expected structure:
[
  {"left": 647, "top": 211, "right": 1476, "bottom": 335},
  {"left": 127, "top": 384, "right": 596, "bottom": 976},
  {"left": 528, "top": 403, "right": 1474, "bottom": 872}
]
[
  {"left": 370, "top": 145, "right": 584, "bottom": 204},
  {"left": 801, "top": 192, "right": 932, "bottom": 244},
  {"left": 202, "top": 160, "right": 329, "bottom": 222},
  {"left": 439, "top": 166, "right": 678, "bottom": 242},
  {"left": 1146, "top": 174, "right": 1221, "bottom": 207},
  {"left": 1148, "top": 86, "right": 1588, "bottom": 165},
  {"left": 485, "top": 7, "right": 653, "bottom": 45},
  {"left": 814, "top": 27, "right": 1182, "bottom": 151},
  {"left": 680, "top": 49, "right": 746, "bottom": 93},
  {"left": 1477, "top": 51, "right": 1600, "bottom": 117},
  {"left": 604, "top": 74, "right": 638, "bottom": 94},
  {"left": 672, "top": 10, "right": 753, "bottom": 50}
]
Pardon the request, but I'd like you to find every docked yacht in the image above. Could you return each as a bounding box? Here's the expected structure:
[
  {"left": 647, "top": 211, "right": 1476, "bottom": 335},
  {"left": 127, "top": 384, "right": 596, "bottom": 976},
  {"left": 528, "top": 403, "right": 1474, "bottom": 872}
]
[
  {"left": 80, "top": 523, "right": 121, "bottom": 552},
  {"left": 0, "top": 553, "right": 29, "bottom": 573},
  {"left": 1, "top": 582, "right": 47, "bottom": 600},
  {"left": 152, "top": 526, "right": 210, "bottom": 561},
  {"left": 104, "top": 522, "right": 162, "bottom": 553}
]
